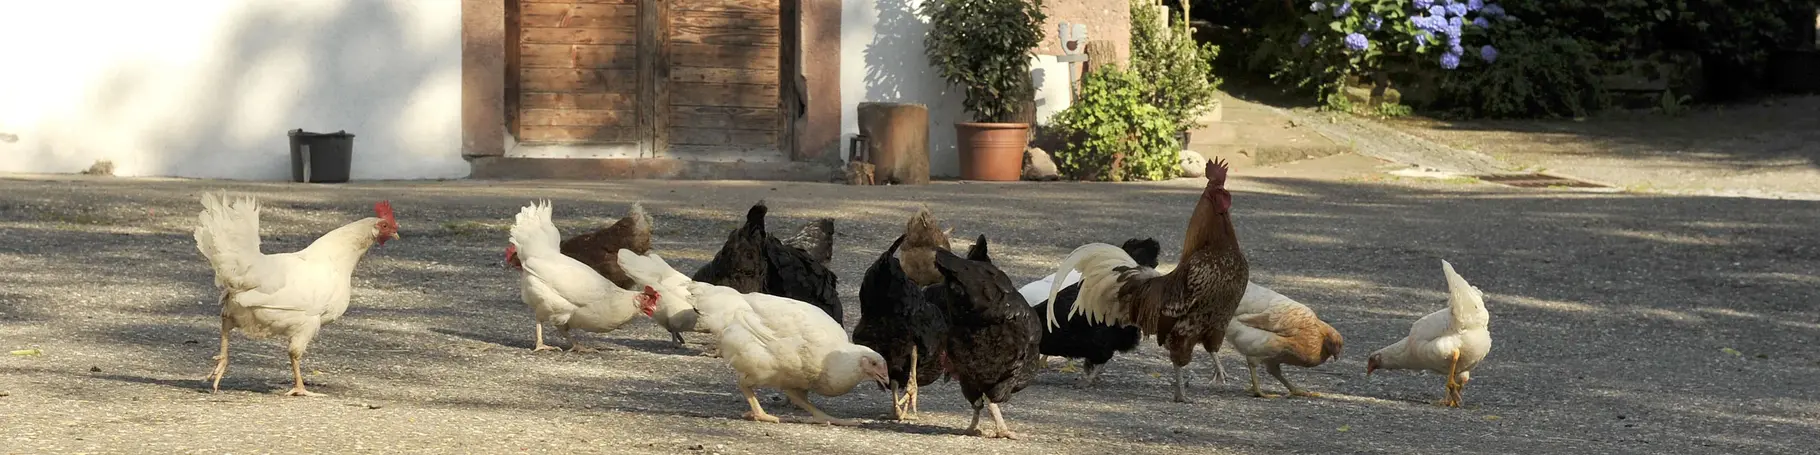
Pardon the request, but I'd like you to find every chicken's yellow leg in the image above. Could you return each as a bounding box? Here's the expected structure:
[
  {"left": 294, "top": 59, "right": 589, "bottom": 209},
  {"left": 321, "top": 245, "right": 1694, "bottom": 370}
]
[
  {"left": 784, "top": 389, "right": 859, "bottom": 426},
  {"left": 284, "top": 351, "right": 323, "bottom": 397},
  {"left": 1267, "top": 363, "right": 1319, "bottom": 398},
  {"left": 965, "top": 401, "right": 985, "bottom": 435},
  {"left": 986, "top": 402, "right": 1020, "bottom": 440},
  {"left": 905, "top": 349, "right": 921, "bottom": 419},
  {"left": 206, "top": 318, "right": 231, "bottom": 393},
  {"left": 891, "top": 382, "right": 907, "bottom": 420},
  {"left": 740, "top": 385, "right": 780, "bottom": 423},
  {"left": 1245, "top": 358, "right": 1279, "bottom": 398},
  {"left": 532, "top": 323, "right": 559, "bottom": 351},
  {"left": 1436, "top": 350, "right": 1461, "bottom": 407}
]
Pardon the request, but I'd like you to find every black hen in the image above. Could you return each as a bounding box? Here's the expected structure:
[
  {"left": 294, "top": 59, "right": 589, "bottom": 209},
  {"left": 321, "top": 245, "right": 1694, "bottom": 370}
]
[
  {"left": 852, "top": 234, "right": 949, "bottom": 421},
  {"left": 1029, "top": 238, "right": 1159, "bottom": 387},
  {"left": 692, "top": 201, "right": 843, "bottom": 323},
  {"left": 928, "top": 235, "right": 1042, "bottom": 440}
]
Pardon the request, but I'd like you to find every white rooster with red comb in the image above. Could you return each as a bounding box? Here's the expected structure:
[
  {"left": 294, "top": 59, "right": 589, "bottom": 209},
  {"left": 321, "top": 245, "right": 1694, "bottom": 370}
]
[{"left": 193, "top": 192, "right": 400, "bottom": 396}]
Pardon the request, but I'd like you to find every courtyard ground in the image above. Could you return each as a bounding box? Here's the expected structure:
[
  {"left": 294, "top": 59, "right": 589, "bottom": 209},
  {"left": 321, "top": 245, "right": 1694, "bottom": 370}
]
[{"left": 2, "top": 165, "right": 1817, "bottom": 454}]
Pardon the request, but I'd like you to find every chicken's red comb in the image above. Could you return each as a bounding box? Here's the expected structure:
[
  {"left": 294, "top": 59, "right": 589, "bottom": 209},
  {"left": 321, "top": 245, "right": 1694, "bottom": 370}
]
[
  {"left": 1205, "top": 158, "right": 1230, "bottom": 188},
  {"left": 374, "top": 200, "right": 395, "bottom": 223}
]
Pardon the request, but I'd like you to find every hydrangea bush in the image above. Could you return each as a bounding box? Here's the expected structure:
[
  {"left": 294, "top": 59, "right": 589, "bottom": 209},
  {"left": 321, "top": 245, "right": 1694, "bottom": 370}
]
[{"left": 1270, "top": 0, "right": 1511, "bottom": 111}]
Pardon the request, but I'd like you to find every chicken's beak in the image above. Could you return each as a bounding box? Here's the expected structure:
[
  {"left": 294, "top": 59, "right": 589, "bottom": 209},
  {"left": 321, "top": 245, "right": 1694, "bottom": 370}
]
[{"left": 870, "top": 370, "right": 888, "bottom": 390}]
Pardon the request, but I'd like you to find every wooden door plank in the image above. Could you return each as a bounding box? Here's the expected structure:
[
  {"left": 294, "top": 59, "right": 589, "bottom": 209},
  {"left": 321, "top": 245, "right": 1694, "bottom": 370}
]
[
  {"left": 672, "top": 0, "right": 779, "bottom": 13},
  {"left": 521, "top": 92, "right": 638, "bottom": 110},
  {"left": 520, "top": 44, "right": 638, "bottom": 69},
  {"left": 519, "top": 68, "right": 639, "bottom": 92},
  {"left": 519, "top": 125, "right": 641, "bottom": 143},
  {"left": 520, "top": 27, "right": 639, "bottom": 45},
  {"left": 519, "top": 109, "right": 635, "bottom": 127},
  {"left": 670, "top": 127, "right": 779, "bottom": 146},
  {"left": 670, "top": 82, "right": 777, "bottom": 108},
  {"left": 520, "top": 3, "right": 638, "bottom": 28},
  {"left": 637, "top": 0, "right": 671, "bottom": 157},
  {"left": 670, "top": 43, "right": 779, "bottom": 69},
  {"left": 672, "top": 11, "right": 779, "bottom": 30},
  {"left": 668, "top": 67, "right": 778, "bottom": 85},
  {"left": 669, "top": 106, "right": 781, "bottom": 129}
]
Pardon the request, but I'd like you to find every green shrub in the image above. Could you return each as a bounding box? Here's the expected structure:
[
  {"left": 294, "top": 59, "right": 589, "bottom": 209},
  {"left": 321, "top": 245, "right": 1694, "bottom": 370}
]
[
  {"left": 1050, "top": 68, "right": 1182, "bottom": 181},
  {"left": 1131, "top": 0, "right": 1224, "bottom": 133},
  {"left": 1430, "top": 26, "right": 1607, "bottom": 118}
]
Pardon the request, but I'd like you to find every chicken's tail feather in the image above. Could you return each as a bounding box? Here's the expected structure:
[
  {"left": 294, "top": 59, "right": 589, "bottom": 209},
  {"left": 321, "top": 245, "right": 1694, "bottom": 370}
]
[
  {"left": 193, "top": 191, "right": 263, "bottom": 290},
  {"left": 508, "top": 200, "right": 562, "bottom": 260},
  {"left": 1441, "top": 260, "right": 1489, "bottom": 331},
  {"left": 1044, "top": 243, "right": 1140, "bottom": 332}
]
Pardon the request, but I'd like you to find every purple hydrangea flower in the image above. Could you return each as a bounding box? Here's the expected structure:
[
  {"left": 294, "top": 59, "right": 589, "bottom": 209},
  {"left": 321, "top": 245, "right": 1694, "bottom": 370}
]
[
  {"left": 1440, "top": 52, "right": 1461, "bottom": 69},
  {"left": 1447, "top": 33, "right": 1462, "bottom": 48},
  {"left": 1418, "top": 15, "right": 1445, "bottom": 32},
  {"left": 1467, "top": 0, "right": 1484, "bottom": 11},
  {"left": 1414, "top": 0, "right": 1434, "bottom": 9},
  {"left": 1446, "top": 2, "right": 1469, "bottom": 16},
  {"left": 1311, "top": 2, "right": 1325, "bottom": 12},
  {"left": 1447, "top": 23, "right": 1463, "bottom": 37},
  {"left": 1472, "top": 17, "right": 1490, "bottom": 28},
  {"left": 1429, "top": 5, "right": 1446, "bottom": 17},
  {"left": 1344, "top": 32, "right": 1369, "bottom": 51},
  {"left": 1480, "top": 45, "right": 1499, "bottom": 63},
  {"left": 1366, "top": 13, "right": 1383, "bottom": 31},
  {"left": 1449, "top": 16, "right": 1464, "bottom": 29},
  {"left": 1481, "top": 4, "right": 1505, "bottom": 17},
  {"left": 1450, "top": 44, "right": 1465, "bottom": 55},
  {"left": 1335, "top": 1, "right": 1352, "bottom": 16},
  {"left": 1298, "top": 33, "right": 1313, "bottom": 48}
]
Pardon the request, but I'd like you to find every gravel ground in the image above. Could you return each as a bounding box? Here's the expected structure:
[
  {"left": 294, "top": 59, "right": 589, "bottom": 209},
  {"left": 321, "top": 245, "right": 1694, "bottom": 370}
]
[{"left": 2, "top": 172, "right": 1818, "bottom": 454}]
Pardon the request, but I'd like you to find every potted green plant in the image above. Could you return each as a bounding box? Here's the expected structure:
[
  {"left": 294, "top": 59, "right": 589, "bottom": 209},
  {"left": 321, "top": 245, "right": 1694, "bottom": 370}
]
[{"left": 921, "top": 0, "right": 1047, "bottom": 181}]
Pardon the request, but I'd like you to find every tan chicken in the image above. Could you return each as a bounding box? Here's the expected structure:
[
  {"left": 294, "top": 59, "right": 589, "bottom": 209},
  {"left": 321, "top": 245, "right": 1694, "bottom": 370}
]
[
  {"left": 1368, "top": 260, "right": 1492, "bottom": 407},
  {"left": 1211, "top": 283, "right": 1344, "bottom": 398},
  {"left": 898, "top": 206, "right": 953, "bottom": 286}
]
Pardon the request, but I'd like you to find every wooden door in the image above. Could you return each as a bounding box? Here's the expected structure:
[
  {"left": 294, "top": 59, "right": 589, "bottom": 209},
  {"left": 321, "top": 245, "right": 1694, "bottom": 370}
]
[
  {"left": 662, "top": 0, "right": 790, "bottom": 161},
  {"left": 508, "top": 0, "right": 792, "bottom": 161},
  {"left": 511, "top": 0, "right": 642, "bottom": 156}
]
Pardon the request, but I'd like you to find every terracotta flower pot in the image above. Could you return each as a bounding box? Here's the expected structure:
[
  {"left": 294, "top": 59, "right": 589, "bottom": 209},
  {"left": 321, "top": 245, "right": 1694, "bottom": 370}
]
[{"left": 954, "top": 122, "right": 1029, "bottom": 181}]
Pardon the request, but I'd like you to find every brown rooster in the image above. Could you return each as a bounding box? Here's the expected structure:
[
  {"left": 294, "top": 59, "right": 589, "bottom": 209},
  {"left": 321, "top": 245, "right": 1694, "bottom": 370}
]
[
  {"left": 899, "top": 206, "right": 954, "bottom": 287},
  {"left": 1044, "top": 159, "right": 1249, "bottom": 403},
  {"left": 558, "top": 203, "right": 653, "bottom": 290}
]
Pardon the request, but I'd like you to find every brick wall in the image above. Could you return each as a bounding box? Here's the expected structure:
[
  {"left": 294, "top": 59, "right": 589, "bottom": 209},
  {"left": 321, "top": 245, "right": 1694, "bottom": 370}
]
[{"left": 1034, "top": 0, "right": 1131, "bottom": 65}]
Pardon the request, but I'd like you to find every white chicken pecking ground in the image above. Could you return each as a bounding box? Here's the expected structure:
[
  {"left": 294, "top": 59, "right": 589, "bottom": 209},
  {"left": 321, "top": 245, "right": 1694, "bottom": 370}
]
[
  {"left": 192, "top": 191, "right": 399, "bottom": 397},
  {"left": 505, "top": 200, "right": 660, "bottom": 353},
  {"left": 1367, "top": 259, "right": 1492, "bottom": 407},
  {"left": 617, "top": 251, "right": 890, "bottom": 426}
]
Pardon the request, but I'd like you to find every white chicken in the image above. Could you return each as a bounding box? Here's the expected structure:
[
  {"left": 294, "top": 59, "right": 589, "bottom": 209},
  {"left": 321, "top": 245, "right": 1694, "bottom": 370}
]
[
  {"left": 193, "top": 192, "right": 399, "bottom": 396},
  {"left": 1367, "top": 260, "right": 1492, "bottom": 407},
  {"left": 609, "top": 249, "right": 707, "bottom": 347},
  {"left": 1210, "top": 283, "right": 1344, "bottom": 398},
  {"left": 618, "top": 252, "right": 889, "bottom": 426},
  {"left": 504, "top": 201, "right": 660, "bottom": 352}
]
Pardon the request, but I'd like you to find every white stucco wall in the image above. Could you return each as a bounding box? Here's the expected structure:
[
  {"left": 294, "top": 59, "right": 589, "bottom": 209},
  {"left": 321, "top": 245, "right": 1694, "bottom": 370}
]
[
  {"left": 840, "top": 1, "right": 1073, "bottom": 178},
  {"left": 0, "top": 0, "right": 467, "bottom": 180}
]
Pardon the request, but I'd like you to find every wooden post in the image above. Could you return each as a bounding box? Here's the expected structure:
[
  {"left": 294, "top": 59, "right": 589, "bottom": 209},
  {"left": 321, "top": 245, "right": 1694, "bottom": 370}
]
[
  {"left": 1083, "top": 39, "right": 1118, "bottom": 76},
  {"left": 856, "top": 102, "right": 931, "bottom": 184}
]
